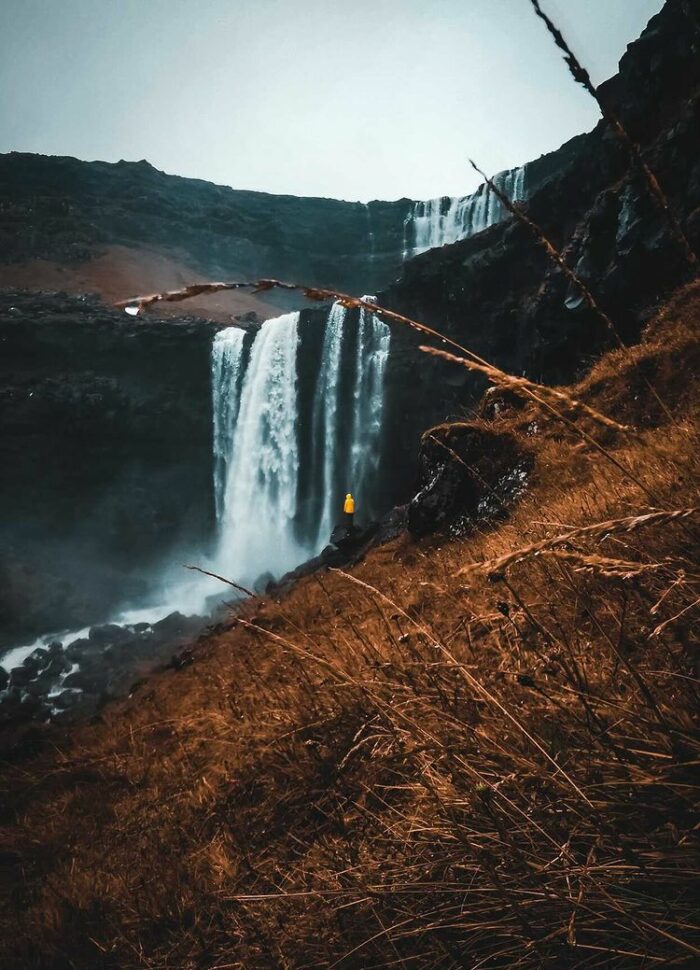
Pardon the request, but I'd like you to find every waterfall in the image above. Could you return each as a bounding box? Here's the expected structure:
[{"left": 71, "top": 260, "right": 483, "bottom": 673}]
[
  {"left": 405, "top": 165, "right": 527, "bottom": 257},
  {"left": 312, "top": 302, "right": 348, "bottom": 547},
  {"left": 216, "top": 311, "right": 307, "bottom": 585},
  {"left": 211, "top": 327, "right": 247, "bottom": 521},
  {"left": 210, "top": 301, "right": 390, "bottom": 588},
  {"left": 349, "top": 297, "right": 390, "bottom": 506}
]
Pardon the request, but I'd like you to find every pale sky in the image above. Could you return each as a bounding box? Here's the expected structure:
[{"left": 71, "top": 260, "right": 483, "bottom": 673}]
[{"left": 0, "top": 0, "right": 664, "bottom": 202}]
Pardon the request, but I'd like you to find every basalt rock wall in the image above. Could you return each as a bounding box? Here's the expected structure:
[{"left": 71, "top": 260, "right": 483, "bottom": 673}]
[{"left": 0, "top": 290, "right": 224, "bottom": 647}]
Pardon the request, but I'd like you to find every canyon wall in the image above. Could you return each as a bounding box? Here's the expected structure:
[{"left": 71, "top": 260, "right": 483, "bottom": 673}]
[{"left": 0, "top": 291, "right": 222, "bottom": 647}]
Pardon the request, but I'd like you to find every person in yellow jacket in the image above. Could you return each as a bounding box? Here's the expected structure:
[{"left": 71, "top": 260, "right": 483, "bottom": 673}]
[{"left": 343, "top": 492, "right": 355, "bottom": 528}]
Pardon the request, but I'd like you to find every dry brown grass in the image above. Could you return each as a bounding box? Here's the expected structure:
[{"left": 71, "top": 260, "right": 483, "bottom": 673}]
[{"left": 1, "top": 284, "right": 698, "bottom": 969}]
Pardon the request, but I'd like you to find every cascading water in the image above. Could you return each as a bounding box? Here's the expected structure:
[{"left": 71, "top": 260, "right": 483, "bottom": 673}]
[
  {"left": 216, "top": 311, "right": 307, "bottom": 586},
  {"left": 349, "top": 297, "right": 391, "bottom": 506},
  {"left": 211, "top": 300, "right": 390, "bottom": 587},
  {"left": 310, "top": 300, "right": 391, "bottom": 548},
  {"left": 404, "top": 165, "right": 527, "bottom": 257},
  {"left": 211, "top": 327, "right": 247, "bottom": 521},
  {"left": 312, "top": 302, "right": 349, "bottom": 547}
]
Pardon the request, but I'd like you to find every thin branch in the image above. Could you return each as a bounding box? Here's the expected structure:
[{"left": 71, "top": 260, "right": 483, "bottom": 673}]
[{"left": 183, "top": 563, "right": 255, "bottom": 598}]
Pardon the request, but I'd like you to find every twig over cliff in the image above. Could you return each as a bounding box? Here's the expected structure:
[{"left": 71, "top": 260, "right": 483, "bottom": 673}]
[{"left": 115, "top": 278, "right": 628, "bottom": 434}]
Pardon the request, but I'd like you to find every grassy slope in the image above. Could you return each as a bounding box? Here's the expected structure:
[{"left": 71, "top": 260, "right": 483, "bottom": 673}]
[{"left": 1, "top": 283, "right": 699, "bottom": 969}]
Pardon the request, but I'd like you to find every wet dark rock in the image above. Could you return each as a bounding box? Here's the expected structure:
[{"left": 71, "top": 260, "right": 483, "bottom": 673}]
[
  {"left": 152, "top": 612, "right": 204, "bottom": 642},
  {"left": 234, "top": 311, "right": 264, "bottom": 327},
  {"left": 0, "top": 612, "right": 208, "bottom": 727},
  {"left": 63, "top": 668, "right": 107, "bottom": 693},
  {"left": 65, "top": 638, "right": 92, "bottom": 662},
  {"left": 9, "top": 666, "right": 33, "bottom": 688},
  {"left": 374, "top": 505, "right": 407, "bottom": 545},
  {"left": 329, "top": 524, "right": 360, "bottom": 551},
  {"left": 89, "top": 623, "right": 133, "bottom": 646},
  {"left": 52, "top": 689, "right": 83, "bottom": 710},
  {"left": 52, "top": 693, "right": 100, "bottom": 725},
  {"left": 19, "top": 693, "right": 45, "bottom": 719},
  {"left": 25, "top": 670, "right": 58, "bottom": 696},
  {"left": 253, "top": 571, "right": 276, "bottom": 595},
  {"left": 0, "top": 667, "right": 7, "bottom": 690},
  {"left": 23, "top": 647, "right": 50, "bottom": 674},
  {"left": 0, "top": 687, "right": 24, "bottom": 723},
  {"left": 407, "top": 423, "right": 533, "bottom": 539},
  {"left": 44, "top": 652, "right": 71, "bottom": 678}
]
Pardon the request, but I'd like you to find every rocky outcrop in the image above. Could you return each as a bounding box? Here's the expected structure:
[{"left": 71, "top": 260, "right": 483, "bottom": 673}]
[
  {"left": 407, "top": 423, "right": 532, "bottom": 538},
  {"left": 0, "top": 612, "right": 207, "bottom": 728}
]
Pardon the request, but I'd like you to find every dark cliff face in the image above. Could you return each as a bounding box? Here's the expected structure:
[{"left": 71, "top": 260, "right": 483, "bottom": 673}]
[
  {"left": 0, "top": 154, "right": 411, "bottom": 294},
  {"left": 379, "top": 0, "right": 700, "bottom": 499},
  {"left": 0, "top": 291, "right": 223, "bottom": 647}
]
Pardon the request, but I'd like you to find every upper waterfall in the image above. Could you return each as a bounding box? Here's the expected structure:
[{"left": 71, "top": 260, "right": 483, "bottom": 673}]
[{"left": 403, "top": 166, "right": 527, "bottom": 257}]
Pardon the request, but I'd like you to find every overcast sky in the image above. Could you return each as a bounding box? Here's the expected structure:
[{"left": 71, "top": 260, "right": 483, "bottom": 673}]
[{"left": 1, "top": 0, "right": 664, "bottom": 202}]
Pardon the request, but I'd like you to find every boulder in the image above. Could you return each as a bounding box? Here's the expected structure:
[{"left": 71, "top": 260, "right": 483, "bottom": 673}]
[
  {"left": 0, "top": 687, "right": 24, "bottom": 723},
  {"left": 23, "top": 647, "right": 50, "bottom": 674},
  {"left": 52, "top": 689, "right": 83, "bottom": 710},
  {"left": 65, "top": 638, "right": 95, "bottom": 662},
  {"left": 253, "top": 571, "right": 276, "bottom": 595},
  {"left": 152, "top": 612, "right": 204, "bottom": 642},
  {"left": 407, "top": 423, "right": 532, "bottom": 539},
  {"left": 63, "top": 668, "right": 106, "bottom": 694},
  {"left": 88, "top": 623, "right": 133, "bottom": 646},
  {"left": 9, "top": 666, "right": 33, "bottom": 688}
]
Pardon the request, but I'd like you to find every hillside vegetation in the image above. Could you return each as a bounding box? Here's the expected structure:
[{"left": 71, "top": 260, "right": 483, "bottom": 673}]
[{"left": 1, "top": 280, "right": 698, "bottom": 969}]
